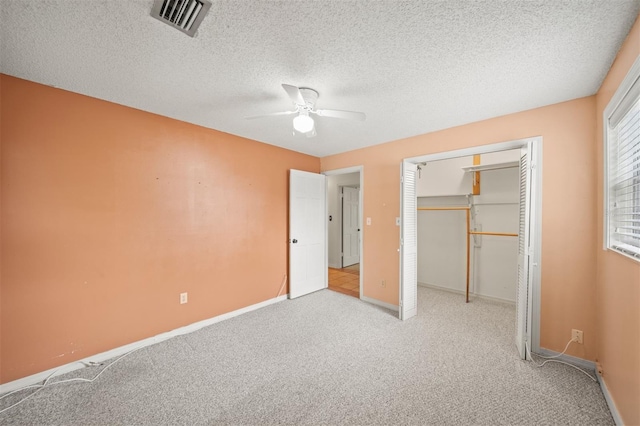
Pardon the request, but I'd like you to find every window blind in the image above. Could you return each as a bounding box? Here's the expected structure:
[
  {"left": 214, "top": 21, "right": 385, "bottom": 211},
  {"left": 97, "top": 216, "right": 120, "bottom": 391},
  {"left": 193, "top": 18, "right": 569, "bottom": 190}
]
[{"left": 608, "top": 94, "right": 640, "bottom": 259}]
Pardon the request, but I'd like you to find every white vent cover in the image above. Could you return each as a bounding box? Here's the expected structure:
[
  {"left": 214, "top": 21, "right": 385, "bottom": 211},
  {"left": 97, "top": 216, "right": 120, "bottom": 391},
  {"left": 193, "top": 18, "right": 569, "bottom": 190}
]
[{"left": 151, "top": 0, "right": 212, "bottom": 37}]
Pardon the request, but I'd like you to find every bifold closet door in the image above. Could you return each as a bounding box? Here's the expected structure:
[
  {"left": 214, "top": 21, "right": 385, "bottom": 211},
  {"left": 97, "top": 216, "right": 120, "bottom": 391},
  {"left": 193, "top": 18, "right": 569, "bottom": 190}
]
[
  {"left": 516, "top": 144, "right": 534, "bottom": 359},
  {"left": 400, "top": 161, "right": 418, "bottom": 320}
]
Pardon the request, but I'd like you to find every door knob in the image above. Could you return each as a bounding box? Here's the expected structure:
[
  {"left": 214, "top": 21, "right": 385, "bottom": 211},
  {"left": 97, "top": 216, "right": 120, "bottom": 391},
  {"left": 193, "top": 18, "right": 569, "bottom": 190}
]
[{"left": 292, "top": 239, "right": 298, "bottom": 243}]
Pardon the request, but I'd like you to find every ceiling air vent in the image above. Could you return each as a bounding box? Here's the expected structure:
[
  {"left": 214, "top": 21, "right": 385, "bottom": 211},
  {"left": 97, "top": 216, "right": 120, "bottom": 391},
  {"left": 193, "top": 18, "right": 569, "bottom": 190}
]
[{"left": 151, "top": 0, "right": 212, "bottom": 37}]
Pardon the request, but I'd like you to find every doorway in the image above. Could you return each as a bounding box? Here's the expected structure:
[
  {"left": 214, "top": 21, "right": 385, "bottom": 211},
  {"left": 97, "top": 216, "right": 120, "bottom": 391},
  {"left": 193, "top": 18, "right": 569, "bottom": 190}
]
[
  {"left": 399, "top": 137, "right": 542, "bottom": 359},
  {"left": 341, "top": 186, "right": 360, "bottom": 267},
  {"left": 324, "top": 167, "right": 363, "bottom": 299}
]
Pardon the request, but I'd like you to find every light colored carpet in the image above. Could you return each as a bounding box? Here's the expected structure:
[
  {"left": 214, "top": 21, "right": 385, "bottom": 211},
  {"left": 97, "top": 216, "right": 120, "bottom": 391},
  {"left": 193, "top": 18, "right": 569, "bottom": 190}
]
[{"left": 0, "top": 287, "right": 613, "bottom": 425}]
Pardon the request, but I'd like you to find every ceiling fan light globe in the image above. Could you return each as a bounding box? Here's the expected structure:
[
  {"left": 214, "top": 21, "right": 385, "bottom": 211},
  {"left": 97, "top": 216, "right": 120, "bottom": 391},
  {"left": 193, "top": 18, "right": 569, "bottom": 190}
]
[{"left": 293, "top": 114, "right": 314, "bottom": 133}]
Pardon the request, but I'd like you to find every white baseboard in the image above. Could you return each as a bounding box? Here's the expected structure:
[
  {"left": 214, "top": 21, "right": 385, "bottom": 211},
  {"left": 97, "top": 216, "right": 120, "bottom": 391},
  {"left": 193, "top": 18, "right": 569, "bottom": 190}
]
[
  {"left": 534, "top": 347, "right": 597, "bottom": 372},
  {"left": 0, "top": 294, "right": 288, "bottom": 395},
  {"left": 596, "top": 369, "right": 623, "bottom": 426},
  {"left": 418, "top": 282, "right": 467, "bottom": 299},
  {"left": 418, "top": 282, "right": 515, "bottom": 305},
  {"left": 360, "top": 295, "right": 399, "bottom": 312}
]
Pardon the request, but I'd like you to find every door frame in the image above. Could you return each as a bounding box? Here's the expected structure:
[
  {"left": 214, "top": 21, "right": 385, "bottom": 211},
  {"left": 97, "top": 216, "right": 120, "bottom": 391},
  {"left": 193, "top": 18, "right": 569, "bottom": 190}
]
[
  {"left": 400, "top": 137, "right": 543, "bottom": 353},
  {"left": 323, "top": 166, "right": 364, "bottom": 298}
]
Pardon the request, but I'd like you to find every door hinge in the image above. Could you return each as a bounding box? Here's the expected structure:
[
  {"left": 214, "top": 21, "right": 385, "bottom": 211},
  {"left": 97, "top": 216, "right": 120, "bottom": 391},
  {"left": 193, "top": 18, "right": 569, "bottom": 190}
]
[{"left": 400, "top": 237, "right": 404, "bottom": 246}]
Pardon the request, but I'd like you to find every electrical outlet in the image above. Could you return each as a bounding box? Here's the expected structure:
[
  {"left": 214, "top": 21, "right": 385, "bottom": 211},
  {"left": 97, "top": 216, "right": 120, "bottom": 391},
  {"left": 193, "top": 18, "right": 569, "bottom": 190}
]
[
  {"left": 180, "top": 292, "right": 188, "bottom": 304},
  {"left": 381, "top": 280, "right": 386, "bottom": 288},
  {"left": 571, "top": 329, "right": 583, "bottom": 344}
]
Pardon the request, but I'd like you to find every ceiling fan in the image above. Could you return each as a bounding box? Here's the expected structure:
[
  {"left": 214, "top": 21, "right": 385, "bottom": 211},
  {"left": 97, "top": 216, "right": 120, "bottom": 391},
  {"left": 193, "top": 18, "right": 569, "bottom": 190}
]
[{"left": 246, "top": 84, "right": 366, "bottom": 137}]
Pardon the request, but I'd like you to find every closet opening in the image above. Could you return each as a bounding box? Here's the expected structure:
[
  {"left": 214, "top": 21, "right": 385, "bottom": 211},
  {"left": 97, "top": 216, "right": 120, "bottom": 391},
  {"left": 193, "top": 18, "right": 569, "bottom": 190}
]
[
  {"left": 417, "top": 150, "right": 520, "bottom": 304},
  {"left": 399, "top": 138, "right": 542, "bottom": 359}
]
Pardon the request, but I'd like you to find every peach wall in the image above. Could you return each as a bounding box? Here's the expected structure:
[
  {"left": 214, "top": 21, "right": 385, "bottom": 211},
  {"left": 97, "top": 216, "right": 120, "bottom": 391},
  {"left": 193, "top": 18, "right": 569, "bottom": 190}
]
[
  {"left": 0, "top": 75, "right": 319, "bottom": 383},
  {"left": 595, "top": 16, "right": 640, "bottom": 426},
  {"left": 322, "top": 96, "right": 598, "bottom": 361}
]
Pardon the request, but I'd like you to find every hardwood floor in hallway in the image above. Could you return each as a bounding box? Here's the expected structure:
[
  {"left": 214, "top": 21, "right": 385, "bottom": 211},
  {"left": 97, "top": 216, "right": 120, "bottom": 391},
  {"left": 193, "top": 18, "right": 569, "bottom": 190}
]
[{"left": 328, "top": 265, "right": 359, "bottom": 298}]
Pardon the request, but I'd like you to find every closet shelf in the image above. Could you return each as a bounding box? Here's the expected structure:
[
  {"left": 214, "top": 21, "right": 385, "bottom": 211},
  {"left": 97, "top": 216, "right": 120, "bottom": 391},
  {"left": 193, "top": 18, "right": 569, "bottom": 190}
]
[{"left": 461, "top": 161, "right": 519, "bottom": 173}]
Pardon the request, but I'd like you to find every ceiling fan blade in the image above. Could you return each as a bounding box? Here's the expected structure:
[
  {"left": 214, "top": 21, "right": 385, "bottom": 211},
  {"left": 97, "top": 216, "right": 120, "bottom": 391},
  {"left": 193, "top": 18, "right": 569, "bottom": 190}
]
[
  {"left": 245, "top": 110, "right": 297, "bottom": 120},
  {"left": 282, "top": 84, "right": 306, "bottom": 105},
  {"left": 315, "top": 109, "right": 366, "bottom": 121}
]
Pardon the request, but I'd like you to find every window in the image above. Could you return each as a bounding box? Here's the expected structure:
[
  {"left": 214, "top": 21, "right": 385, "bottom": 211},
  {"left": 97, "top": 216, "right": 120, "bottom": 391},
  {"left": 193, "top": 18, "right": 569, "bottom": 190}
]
[{"left": 604, "top": 56, "right": 640, "bottom": 261}]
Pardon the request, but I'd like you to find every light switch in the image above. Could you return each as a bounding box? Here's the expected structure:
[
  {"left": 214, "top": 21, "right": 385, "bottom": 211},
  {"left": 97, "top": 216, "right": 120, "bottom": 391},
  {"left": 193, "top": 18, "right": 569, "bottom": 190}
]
[
  {"left": 366, "top": 217, "right": 371, "bottom": 226},
  {"left": 395, "top": 217, "right": 400, "bottom": 226}
]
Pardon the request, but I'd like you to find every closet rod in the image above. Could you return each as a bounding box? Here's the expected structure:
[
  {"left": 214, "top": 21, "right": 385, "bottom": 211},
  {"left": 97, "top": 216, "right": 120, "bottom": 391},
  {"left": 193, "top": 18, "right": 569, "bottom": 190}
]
[{"left": 469, "top": 231, "right": 518, "bottom": 237}]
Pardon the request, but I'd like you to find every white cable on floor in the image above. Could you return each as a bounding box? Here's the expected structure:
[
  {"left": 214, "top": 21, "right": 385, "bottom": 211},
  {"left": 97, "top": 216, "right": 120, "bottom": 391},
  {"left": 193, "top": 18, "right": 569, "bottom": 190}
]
[
  {"left": 525, "top": 340, "right": 597, "bottom": 382},
  {"left": 0, "top": 346, "right": 144, "bottom": 415},
  {"left": 532, "top": 338, "right": 573, "bottom": 360}
]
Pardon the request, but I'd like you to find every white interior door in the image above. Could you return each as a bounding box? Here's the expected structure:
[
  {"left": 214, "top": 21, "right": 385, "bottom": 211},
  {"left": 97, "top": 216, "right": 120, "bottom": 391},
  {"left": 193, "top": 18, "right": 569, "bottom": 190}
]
[
  {"left": 342, "top": 186, "right": 360, "bottom": 267},
  {"left": 516, "top": 143, "right": 535, "bottom": 359},
  {"left": 289, "top": 169, "right": 327, "bottom": 299},
  {"left": 399, "top": 161, "right": 418, "bottom": 320}
]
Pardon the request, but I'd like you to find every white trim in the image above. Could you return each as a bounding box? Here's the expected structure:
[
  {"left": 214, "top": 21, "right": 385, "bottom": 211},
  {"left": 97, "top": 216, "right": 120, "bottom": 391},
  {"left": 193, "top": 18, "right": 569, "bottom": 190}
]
[
  {"left": 596, "top": 369, "right": 623, "bottom": 426},
  {"left": 323, "top": 166, "right": 363, "bottom": 175},
  {"left": 323, "top": 166, "right": 364, "bottom": 298},
  {"left": 531, "top": 140, "right": 543, "bottom": 354},
  {"left": 0, "top": 295, "right": 288, "bottom": 395},
  {"left": 603, "top": 55, "right": 640, "bottom": 128},
  {"left": 406, "top": 139, "right": 531, "bottom": 164},
  {"left": 360, "top": 295, "right": 399, "bottom": 312},
  {"left": 535, "top": 348, "right": 597, "bottom": 372}
]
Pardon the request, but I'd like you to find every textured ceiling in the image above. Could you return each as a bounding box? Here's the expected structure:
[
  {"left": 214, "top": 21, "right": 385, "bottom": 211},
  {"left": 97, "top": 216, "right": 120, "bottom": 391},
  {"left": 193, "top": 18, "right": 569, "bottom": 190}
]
[{"left": 1, "top": 1, "right": 639, "bottom": 157}]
